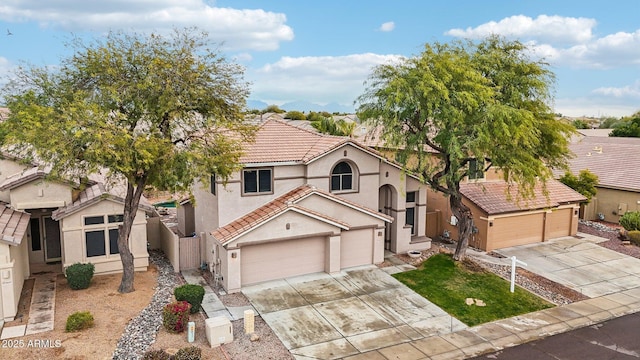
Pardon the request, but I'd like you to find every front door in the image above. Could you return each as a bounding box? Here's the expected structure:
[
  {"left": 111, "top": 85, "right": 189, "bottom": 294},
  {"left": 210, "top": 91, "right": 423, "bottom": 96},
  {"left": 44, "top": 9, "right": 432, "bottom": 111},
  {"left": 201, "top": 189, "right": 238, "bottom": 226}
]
[
  {"left": 44, "top": 216, "right": 62, "bottom": 262},
  {"left": 28, "top": 217, "right": 44, "bottom": 264}
]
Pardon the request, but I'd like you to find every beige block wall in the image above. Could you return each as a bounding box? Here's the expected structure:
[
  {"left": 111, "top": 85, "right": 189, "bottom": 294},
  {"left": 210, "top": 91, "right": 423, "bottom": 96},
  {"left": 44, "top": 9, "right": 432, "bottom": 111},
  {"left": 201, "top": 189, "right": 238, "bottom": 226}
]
[
  {"left": 59, "top": 200, "right": 149, "bottom": 274},
  {"left": 10, "top": 180, "right": 73, "bottom": 210},
  {"left": 594, "top": 187, "right": 640, "bottom": 223}
]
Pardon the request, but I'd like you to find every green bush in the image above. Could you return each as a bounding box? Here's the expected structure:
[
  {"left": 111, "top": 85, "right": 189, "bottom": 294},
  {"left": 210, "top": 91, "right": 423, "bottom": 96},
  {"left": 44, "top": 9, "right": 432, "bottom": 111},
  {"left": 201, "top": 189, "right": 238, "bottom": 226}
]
[
  {"left": 174, "top": 346, "right": 202, "bottom": 360},
  {"left": 174, "top": 284, "right": 205, "bottom": 314},
  {"left": 628, "top": 230, "right": 640, "bottom": 246},
  {"left": 162, "top": 301, "right": 190, "bottom": 333},
  {"left": 65, "top": 311, "right": 94, "bottom": 332},
  {"left": 141, "top": 350, "right": 171, "bottom": 360},
  {"left": 65, "top": 262, "right": 95, "bottom": 290},
  {"left": 620, "top": 211, "right": 640, "bottom": 231}
]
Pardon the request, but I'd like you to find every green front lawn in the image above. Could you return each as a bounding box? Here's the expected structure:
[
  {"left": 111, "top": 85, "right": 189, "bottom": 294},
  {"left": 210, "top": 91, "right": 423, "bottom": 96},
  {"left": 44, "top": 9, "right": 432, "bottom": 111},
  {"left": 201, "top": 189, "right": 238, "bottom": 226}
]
[{"left": 393, "top": 253, "right": 553, "bottom": 326}]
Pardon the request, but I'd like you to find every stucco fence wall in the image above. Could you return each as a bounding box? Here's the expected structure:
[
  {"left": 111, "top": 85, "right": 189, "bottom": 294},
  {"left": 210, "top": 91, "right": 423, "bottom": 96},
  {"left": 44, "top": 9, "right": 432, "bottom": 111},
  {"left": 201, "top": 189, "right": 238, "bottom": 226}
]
[{"left": 147, "top": 217, "right": 180, "bottom": 272}]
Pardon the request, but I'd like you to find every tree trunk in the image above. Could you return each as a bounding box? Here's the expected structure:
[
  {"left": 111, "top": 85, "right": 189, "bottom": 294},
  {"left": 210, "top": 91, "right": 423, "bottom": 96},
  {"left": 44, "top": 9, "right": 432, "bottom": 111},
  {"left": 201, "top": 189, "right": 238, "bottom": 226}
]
[
  {"left": 118, "top": 176, "right": 147, "bottom": 293},
  {"left": 450, "top": 193, "right": 475, "bottom": 261}
]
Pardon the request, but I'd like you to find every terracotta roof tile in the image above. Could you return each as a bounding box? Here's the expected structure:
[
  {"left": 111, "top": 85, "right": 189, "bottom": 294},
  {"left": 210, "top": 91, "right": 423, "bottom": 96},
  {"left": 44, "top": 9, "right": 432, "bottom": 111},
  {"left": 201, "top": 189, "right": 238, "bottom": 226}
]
[
  {"left": 558, "top": 136, "right": 640, "bottom": 192},
  {"left": 461, "top": 179, "right": 586, "bottom": 215},
  {"left": 0, "top": 203, "right": 30, "bottom": 246}
]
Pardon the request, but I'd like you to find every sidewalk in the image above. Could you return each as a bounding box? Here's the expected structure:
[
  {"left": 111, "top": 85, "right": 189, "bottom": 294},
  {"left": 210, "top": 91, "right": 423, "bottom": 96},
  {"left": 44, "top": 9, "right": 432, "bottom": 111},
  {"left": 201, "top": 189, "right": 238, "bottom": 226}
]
[{"left": 343, "top": 287, "right": 640, "bottom": 360}]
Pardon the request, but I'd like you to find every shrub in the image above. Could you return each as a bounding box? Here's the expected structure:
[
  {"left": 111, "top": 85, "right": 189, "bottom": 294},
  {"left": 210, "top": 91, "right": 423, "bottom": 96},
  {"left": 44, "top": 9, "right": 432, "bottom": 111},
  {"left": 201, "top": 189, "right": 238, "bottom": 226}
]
[
  {"left": 162, "top": 301, "right": 191, "bottom": 333},
  {"left": 65, "top": 262, "right": 95, "bottom": 290},
  {"left": 174, "top": 284, "right": 205, "bottom": 314},
  {"left": 629, "top": 230, "right": 640, "bottom": 246},
  {"left": 141, "top": 350, "right": 171, "bottom": 360},
  {"left": 174, "top": 346, "right": 202, "bottom": 360},
  {"left": 620, "top": 211, "right": 640, "bottom": 231},
  {"left": 65, "top": 311, "right": 94, "bottom": 332}
]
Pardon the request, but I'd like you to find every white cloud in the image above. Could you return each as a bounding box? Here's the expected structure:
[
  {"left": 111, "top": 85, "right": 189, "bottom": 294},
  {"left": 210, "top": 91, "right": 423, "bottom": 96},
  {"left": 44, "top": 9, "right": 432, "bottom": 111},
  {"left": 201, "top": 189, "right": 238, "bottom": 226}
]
[
  {"left": 446, "top": 15, "right": 596, "bottom": 44},
  {"left": 592, "top": 80, "right": 640, "bottom": 99},
  {"left": 0, "top": 0, "right": 294, "bottom": 51},
  {"left": 248, "top": 53, "right": 404, "bottom": 106},
  {"left": 379, "top": 21, "right": 395, "bottom": 32},
  {"left": 447, "top": 15, "right": 640, "bottom": 70}
]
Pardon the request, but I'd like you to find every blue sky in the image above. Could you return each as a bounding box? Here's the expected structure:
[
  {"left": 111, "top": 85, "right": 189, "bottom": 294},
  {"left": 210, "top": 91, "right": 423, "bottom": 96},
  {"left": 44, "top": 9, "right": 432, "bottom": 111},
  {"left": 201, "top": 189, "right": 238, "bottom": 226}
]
[{"left": 1, "top": 0, "right": 639, "bottom": 117}]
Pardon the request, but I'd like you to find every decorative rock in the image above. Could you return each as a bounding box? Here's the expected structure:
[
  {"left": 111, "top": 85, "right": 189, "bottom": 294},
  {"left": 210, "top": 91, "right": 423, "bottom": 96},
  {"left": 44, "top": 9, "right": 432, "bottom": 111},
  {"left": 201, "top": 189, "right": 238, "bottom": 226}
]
[
  {"left": 622, "top": 241, "right": 631, "bottom": 246},
  {"left": 250, "top": 333, "right": 260, "bottom": 342},
  {"left": 465, "top": 298, "right": 474, "bottom": 306},
  {"left": 474, "top": 299, "right": 486, "bottom": 307},
  {"left": 112, "top": 250, "right": 182, "bottom": 360}
]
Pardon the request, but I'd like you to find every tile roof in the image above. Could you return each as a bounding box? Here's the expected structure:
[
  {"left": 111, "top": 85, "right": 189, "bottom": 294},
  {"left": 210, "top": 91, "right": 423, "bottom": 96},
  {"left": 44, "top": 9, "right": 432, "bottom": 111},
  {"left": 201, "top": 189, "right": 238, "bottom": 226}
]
[
  {"left": 0, "top": 166, "right": 47, "bottom": 191},
  {"left": 461, "top": 179, "right": 586, "bottom": 215},
  {"left": 52, "top": 183, "right": 155, "bottom": 220},
  {"left": 240, "top": 119, "right": 387, "bottom": 165},
  {"left": 0, "top": 202, "right": 31, "bottom": 246},
  {"left": 559, "top": 136, "right": 640, "bottom": 192},
  {"left": 212, "top": 184, "right": 392, "bottom": 246}
]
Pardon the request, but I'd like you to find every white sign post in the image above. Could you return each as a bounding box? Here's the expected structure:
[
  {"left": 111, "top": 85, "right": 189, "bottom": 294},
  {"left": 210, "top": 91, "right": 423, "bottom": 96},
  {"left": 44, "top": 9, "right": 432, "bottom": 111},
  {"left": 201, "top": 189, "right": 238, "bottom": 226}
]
[{"left": 510, "top": 256, "right": 527, "bottom": 293}]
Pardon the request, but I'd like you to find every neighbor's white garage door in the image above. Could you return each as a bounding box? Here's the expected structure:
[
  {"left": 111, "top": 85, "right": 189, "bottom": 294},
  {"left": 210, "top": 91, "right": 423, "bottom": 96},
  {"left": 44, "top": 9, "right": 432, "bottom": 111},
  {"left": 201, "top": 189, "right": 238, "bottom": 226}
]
[{"left": 240, "top": 236, "right": 325, "bottom": 286}]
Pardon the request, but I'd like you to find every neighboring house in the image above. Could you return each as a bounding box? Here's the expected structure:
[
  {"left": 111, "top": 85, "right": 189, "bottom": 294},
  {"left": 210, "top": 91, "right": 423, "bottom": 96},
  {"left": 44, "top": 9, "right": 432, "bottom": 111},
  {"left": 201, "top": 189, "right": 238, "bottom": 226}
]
[
  {"left": 188, "top": 119, "right": 429, "bottom": 293},
  {"left": 0, "top": 153, "right": 153, "bottom": 322},
  {"left": 427, "top": 177, "right": 585, "bottom": 251},
  {"left": 354, "top": 122, "right": 585, "bottom": 251},
  {"left": 560, "top": 136, "right": 640, "bottom": 222}
]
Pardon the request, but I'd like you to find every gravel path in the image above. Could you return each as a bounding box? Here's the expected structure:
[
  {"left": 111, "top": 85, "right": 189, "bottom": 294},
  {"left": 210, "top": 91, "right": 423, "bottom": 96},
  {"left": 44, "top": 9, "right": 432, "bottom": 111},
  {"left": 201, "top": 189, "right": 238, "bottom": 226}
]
[{"left": 112, "top": 250, "right": 181, "bottom": 360}]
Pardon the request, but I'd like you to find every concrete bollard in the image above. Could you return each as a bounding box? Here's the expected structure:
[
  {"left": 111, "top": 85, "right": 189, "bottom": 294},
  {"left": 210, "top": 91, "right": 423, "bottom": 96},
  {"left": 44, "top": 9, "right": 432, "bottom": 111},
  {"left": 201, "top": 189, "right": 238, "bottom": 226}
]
[{"left": 244, "top": 309, "right": 255, "bottom": 334}]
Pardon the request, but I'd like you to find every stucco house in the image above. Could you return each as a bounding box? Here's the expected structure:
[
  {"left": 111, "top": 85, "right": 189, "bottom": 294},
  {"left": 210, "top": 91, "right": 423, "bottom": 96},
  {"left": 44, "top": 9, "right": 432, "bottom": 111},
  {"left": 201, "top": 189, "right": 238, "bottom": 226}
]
[
  {"left": 561, "top": 135, "right": 640, "bottom": 222},
  {"left": 427, "top": 175, "right": 585, "bottom": 252},
  {"left": 189, "top": 119, "right": 429, "bottom": 293},
  {"left": 354, "top": 122, "right": 586, "bottom": 251},
  {"left": 0, "top": 153, "right": 153, "bottom": 322}
]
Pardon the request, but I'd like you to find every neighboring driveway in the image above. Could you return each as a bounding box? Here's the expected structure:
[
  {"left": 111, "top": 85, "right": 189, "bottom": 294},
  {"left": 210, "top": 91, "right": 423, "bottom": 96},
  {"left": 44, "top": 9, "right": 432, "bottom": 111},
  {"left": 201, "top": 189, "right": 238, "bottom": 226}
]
[
  {"left": 494, "top": 235, "right": 640, "bottom": 298},
  {"left": 242, "top": 266, "right": 467, "bottom": 359}
]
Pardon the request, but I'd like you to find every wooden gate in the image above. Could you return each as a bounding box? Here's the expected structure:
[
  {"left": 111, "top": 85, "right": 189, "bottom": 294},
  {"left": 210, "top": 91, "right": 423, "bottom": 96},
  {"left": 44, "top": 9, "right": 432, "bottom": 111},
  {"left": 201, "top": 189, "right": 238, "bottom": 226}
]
[{"left": 179, "top": 236, "right": 200, "bottom": 270}]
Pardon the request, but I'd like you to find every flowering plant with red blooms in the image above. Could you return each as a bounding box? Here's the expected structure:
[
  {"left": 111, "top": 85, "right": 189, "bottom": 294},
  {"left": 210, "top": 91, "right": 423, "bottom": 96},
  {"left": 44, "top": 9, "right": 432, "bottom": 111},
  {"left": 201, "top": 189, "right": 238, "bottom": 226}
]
[{"left": 162, "top": 301, "right": 191, "bottom": 333}]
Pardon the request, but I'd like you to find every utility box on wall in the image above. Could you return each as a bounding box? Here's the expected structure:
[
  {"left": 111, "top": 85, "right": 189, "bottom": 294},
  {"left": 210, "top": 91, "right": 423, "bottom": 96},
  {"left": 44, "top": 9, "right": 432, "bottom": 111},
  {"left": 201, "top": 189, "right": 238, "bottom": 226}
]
[{"left": 205, "top": 316, "right": 233, "bottom": 347}]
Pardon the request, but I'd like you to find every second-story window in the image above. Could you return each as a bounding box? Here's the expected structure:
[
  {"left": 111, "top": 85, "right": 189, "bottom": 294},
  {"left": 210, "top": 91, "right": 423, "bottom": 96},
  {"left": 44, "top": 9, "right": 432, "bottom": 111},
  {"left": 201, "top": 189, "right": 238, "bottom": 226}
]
[
  {"left": 243, "top": 168, "right": 273, "bottom": 194},
  {"left": 468, "top": 159, "right": 485, "bottom": 180},
  {"left": 331, "top": 161, "right": 353, "bottom": 191}
]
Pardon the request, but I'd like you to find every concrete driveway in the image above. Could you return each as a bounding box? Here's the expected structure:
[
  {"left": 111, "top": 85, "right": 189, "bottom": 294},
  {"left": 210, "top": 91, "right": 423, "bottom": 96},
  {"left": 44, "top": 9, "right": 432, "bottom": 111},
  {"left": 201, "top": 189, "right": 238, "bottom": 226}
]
[
  {"left": 242, "top": 266, "right": 466, "bottom": 359},
  {"left": 494, "top": 235, "right": 640, "bottom": 298}
]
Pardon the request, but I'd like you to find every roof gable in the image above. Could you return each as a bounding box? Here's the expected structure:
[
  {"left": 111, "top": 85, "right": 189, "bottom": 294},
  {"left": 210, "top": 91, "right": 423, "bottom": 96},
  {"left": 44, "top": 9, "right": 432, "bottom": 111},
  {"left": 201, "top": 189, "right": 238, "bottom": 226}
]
[
  {"left": 461, "top": 180, "right": 586, "bottom": 215},
  {"left": 52, "top": 183, "right": 155, "bottom": 220}
]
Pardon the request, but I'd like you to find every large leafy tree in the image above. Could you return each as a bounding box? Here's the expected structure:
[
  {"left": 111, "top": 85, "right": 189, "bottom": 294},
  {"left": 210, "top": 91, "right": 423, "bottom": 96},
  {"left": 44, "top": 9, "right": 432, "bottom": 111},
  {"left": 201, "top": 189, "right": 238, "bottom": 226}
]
[
  {"left": 357, "top": 36, "right": 575, "bottom": 260},
  {"left": 609, "top": 111, "right": 640, "bottom": 137},
  {"left": 1, "top": 28, "right": 254, "bottom": 293}
]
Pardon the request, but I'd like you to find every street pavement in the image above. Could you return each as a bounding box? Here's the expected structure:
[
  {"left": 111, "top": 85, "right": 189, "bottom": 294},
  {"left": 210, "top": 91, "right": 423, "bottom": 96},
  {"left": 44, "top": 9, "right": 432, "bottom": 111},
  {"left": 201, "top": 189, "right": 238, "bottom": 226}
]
[{"left": 470, "top": 311, "right": 640, "bottom": 359}]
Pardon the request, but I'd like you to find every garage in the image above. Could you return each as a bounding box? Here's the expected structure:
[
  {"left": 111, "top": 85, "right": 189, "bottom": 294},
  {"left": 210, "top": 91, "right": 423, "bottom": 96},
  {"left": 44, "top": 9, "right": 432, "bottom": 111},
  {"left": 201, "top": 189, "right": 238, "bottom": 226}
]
[
  {"left": 546, "top": 208, "right": 573, "bottom": 239},
  {"left": 340, "top": 229, "right": 374, "bottom": 268},
  {"left": 489, "top": 213, "right": 544, "bottom": 251},
  {"left": 240, "top": 236, "right": 326, "bottom": 286}
]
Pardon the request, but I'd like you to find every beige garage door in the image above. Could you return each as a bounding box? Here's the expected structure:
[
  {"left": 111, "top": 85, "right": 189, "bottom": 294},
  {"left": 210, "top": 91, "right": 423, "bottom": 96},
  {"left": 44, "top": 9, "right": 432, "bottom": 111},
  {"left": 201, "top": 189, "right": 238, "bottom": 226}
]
[
  {"left": 489, "top": 213, "right": 544, "bottom": 250},
  {"left": 340, "top": 229, "right": 373, "bottom": 269},
  {"left": 241, "top": 236, "right": 325, "bottom": 286},
  {"left": 546, "top": 208, "right": 572, "bottom": 239}
]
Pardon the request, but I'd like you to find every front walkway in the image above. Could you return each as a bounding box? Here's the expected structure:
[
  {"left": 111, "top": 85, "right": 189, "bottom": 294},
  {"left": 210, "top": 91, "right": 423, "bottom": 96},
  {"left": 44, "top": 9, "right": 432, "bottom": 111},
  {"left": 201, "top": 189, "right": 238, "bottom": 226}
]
[{"left": 0, "top": 271, "right": 57, "bottom": 339}]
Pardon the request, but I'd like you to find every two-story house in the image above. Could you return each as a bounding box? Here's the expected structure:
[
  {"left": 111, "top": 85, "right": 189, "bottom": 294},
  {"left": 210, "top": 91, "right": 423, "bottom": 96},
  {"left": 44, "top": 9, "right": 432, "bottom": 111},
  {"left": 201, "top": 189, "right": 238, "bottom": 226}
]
[
  {"left": 189, "top": 119, "right": 430, "bottom": 293},
  {"left": 0, "top": 153, "right": 152, "bottom": 322}
]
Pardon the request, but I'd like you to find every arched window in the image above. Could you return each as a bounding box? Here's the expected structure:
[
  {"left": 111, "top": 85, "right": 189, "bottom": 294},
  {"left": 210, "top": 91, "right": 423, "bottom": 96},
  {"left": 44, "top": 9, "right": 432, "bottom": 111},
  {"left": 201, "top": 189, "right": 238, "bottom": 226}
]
[{"left": 331, "top": 161, "right": 353, "bottom": 191}]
